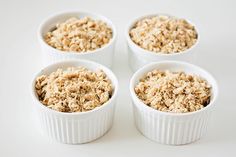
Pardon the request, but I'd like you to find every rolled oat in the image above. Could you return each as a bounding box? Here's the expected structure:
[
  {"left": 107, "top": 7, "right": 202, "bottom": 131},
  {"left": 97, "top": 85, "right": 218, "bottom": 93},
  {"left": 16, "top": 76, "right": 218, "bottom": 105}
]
[
  {"left": 129, "top": 15, "right": 198, "bottom": 54},
  {"left": 44, "top": 17, "right": 112, "bottom": 52},
  {"left": 35, "top": 67, "right": 113, "bottom": 112},
  {"left": 134, "top": 70, "right": 211, "bottom": 113}
]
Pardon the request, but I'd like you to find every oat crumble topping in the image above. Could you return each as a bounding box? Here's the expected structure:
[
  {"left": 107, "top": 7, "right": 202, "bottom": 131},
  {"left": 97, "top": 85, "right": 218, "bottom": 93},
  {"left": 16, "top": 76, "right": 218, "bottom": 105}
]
[
  {"left": 134, "top": 70, "right": 211, "bottom": 113},
  {"left": 129, "top": 15, "right": 198, "bottom": 54},
  {"left": 35, "top": 67, "right": 113, "bottom": 112},
  {"left": 44, "top": 17, "right": 112, "bottom": 52}
]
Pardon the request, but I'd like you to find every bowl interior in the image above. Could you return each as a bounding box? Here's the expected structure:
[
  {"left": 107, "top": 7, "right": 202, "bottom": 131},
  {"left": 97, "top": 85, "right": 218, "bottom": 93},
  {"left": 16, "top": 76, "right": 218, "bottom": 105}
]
[
  {"left": 126, "top": 14, "right": 199, "bottom": 56},
  {"left": 32, "top": 60, "right": 118, "bottom": 115},
  {"left": 40, "top": 11, "right": 115, "bottom": 37},
  {"left": 130, "top": 61, "right": 218, "bottom": 114}
]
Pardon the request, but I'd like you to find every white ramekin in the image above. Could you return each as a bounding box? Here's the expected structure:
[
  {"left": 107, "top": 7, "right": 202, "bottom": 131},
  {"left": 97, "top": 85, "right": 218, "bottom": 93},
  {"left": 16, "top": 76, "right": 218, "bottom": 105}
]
[
  {"left": 126, "top": 14, "right": 199, "bottom": 72},
  {"left": 31, "top": 60, "right": 118, "bottom": 144},
  {"left": 38, "top": 11, "right": 117, "bottom": 68},
  {"left": 130, "top": 61, "right": 218, "bottom": 145}
]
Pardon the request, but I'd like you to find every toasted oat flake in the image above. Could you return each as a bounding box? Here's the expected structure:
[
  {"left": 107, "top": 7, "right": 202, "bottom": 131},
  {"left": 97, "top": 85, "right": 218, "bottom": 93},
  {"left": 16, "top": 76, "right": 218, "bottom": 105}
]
[
  {"left": 35, "top": 67, "right": 113, "bottom": 112},
  {"left": 44, "top": 17, "right": 112, "bottom": 52},
  {"left": 134, "top": 70, "right": 211, "bottom": 113},
  {"left": 129, "top": 15, "right": 198, "bottom": 54}
]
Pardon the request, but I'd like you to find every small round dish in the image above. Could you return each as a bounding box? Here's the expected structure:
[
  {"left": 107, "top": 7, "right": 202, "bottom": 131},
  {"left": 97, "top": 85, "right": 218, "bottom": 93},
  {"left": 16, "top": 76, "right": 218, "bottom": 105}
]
[
  {"left": 126, "top": 13, "right": 199, "bottom": 72},
  {"left": 130, "top": 61, "right": 218, "bottom": 145},
  {"left": 31, "top": 59, "right": 118, "bottom": 144},
  {"left": 38, "top": 11, "right": 117, "bottom": 68}
]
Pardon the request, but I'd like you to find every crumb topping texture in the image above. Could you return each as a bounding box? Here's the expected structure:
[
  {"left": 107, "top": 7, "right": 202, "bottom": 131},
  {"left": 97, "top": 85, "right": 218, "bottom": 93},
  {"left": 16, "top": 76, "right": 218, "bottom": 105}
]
[
  {"left": 134, "top": 70, "right": 211, "bottom": 113},
  {"left": 129, "top": 15, "right": 198, "bottom": 54},
  {"left": 35, "top": 67, "right": 113, "bottom": 112},
  {"left": 44, "top": 17, "right": 112, "bottom": 52}
]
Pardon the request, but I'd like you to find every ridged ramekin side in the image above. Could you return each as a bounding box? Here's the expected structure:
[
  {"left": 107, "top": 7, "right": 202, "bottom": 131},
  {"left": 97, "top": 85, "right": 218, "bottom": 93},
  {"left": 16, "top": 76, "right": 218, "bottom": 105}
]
[
  {"left": 133, "top": 102, "right": 212, "bottom": 145},
  {"left": 36, "top": 102, "right": 115, "bottom": 144}
]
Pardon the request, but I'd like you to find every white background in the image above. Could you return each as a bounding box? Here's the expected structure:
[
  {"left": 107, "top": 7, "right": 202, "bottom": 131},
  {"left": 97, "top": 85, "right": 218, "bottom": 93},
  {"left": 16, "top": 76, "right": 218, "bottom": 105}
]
[{"left": 0, "top": 0, "right": 235, "bottom": 156}]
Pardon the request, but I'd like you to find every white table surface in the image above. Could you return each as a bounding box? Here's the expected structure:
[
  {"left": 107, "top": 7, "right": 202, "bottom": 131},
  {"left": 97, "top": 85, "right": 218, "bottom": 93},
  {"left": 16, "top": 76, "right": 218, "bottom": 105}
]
[{"left": 0, "top": 0, "right": 235, "bottom": 156}]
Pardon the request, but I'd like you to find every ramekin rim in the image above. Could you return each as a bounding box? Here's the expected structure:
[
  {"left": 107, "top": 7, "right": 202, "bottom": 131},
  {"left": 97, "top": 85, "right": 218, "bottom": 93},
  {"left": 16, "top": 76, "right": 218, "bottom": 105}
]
[
  {"left": 129, "top": 60, "right": 219, "bottom": 117},
  {"left": 31, "top": 59, "right": 119, "bottom": 116},
  {"left": 125, "top": 13, "right": 200, "bottom": 57},
  {"left": 37, "top": 10, "right": 117, "bottom": 56}
]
